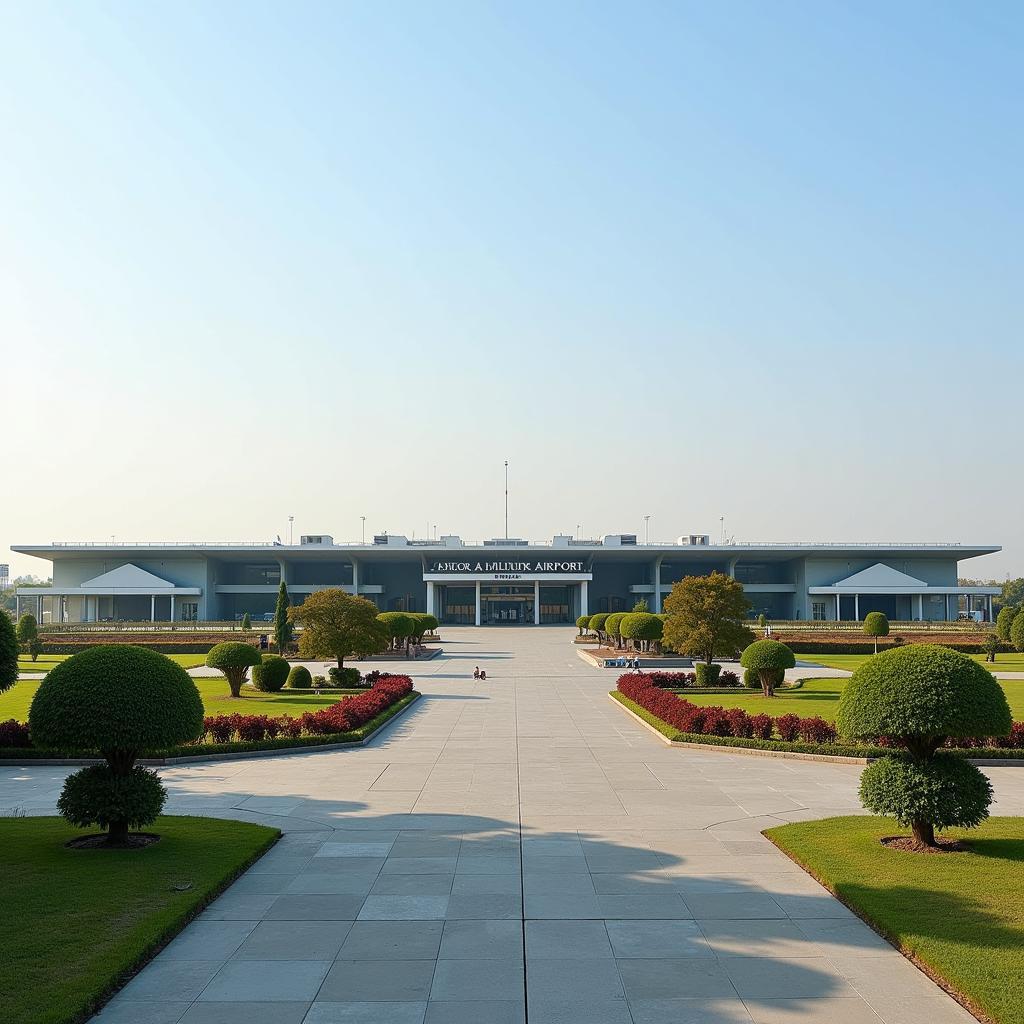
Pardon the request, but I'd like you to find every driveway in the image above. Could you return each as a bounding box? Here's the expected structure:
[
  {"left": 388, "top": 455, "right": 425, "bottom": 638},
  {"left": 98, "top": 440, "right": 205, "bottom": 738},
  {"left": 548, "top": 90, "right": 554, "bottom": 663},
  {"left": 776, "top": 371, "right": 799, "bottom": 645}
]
[{"left": 4, "top": 626, "right": 1021, "bottom": 1024}]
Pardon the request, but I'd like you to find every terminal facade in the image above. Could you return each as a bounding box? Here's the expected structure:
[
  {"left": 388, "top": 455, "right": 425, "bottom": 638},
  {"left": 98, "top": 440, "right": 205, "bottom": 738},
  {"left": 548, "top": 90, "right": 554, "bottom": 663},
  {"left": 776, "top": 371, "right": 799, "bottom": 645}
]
[{"left": 11, "top": 532, "right": 1001, "bottom": 626}]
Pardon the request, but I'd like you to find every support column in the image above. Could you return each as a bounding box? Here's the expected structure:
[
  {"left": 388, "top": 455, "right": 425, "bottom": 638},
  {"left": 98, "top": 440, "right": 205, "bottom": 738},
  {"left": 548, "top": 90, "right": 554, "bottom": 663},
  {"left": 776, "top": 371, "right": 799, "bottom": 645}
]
[
  {"left": 426, "top": 581, "right": 435, "bottom": 616},
  {"left": 151, "top": 595, "right": 156, "bottom": 621},
  {"left": 474, "top": 581, "right": 481, "bottom": 626},
  {"left": 580, "top": 580, "right": 589, "bottom": 617},
  {"left": 351, "top": 560, "right": 359, "bottom": 595},
  {"left": 835, "top": 592, "right": 841, "bottom": 621},
  {"left": 987, "top": 594, "right": 993, "bottom": 622},
  {"left": 945, "top": 593, "right": 950, "bottom": 621},
  {"left": 534, "top": 580, "right": 540, "bottom": 625},
  {"left": 915, "top": 593, "right": 923, "bottom": 621},
  {"left": 854, "top": 593, "right": 859, "bottom": 621},
  {"left": 653, "top": 557, "right": 663, "bottom": 613},
  {"left": 170, "top": 594, "right": 175, "bottom": 622}
]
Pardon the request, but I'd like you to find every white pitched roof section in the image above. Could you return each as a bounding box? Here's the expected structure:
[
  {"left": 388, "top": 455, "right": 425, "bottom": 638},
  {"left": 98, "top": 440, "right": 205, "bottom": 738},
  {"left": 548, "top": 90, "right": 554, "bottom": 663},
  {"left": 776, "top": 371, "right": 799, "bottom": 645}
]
[
  {"left": 832, "top": 563, "right": 927, "bottom": 589},
  {"left": 81, "top": 563, "right": 178, "bottom": 589}
]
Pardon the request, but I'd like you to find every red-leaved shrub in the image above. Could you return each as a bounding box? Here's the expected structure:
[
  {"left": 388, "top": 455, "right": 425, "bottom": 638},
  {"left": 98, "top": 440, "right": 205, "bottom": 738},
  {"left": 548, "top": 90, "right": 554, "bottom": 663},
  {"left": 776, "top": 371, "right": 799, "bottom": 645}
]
[
  {"left": 774, "top": 714, "right": 802, "bottom": 742},
  {"left": 0, "top": 719, "right": 31, "bottom": 747}
]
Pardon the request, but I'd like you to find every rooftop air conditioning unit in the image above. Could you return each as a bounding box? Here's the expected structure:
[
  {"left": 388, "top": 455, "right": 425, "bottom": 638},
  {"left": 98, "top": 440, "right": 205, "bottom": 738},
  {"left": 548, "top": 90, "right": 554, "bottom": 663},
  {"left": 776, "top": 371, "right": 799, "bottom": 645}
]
[
  {"left": 373, "top": 534, "right": 409, "bottom": 546},
  {"left": 677, "top": 534, "right": 711, "bottom": 546},
  {"left": 551, "top": 535, "right": 573, "bottom": 548},
  {"left": 602, "top": 534, "right": 637, "bottom": 547},
  {"left": 440, "top": 535, "right": 464, "bottom": 547},
  {"left": 300, "top": 535, "right": 333, "bottom": 546},
  {"left": 483, "top": 538, "right": 529, "bottom": 546}
]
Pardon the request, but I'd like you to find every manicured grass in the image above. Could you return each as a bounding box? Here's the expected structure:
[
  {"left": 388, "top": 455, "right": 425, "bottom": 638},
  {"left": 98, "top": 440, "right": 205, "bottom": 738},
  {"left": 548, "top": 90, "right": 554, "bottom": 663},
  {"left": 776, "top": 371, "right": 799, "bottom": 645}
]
[
  {"left": 17, "top": 652, "right": 209, "bottom": 673},
  {"left": 0, "top": 676, "right": 352, "bottom": 723},
  {"left": 1, "top": 815, "right": 278, "bottom": 1024},
  {"left": 766, "top": 816, "right": 1024, "bottom": 1024},
  {"left": 680, "top": 675, "right": 1024, "bottom": 721},
  {"left": 796, "top": 651, "right": 1024, "bottom": 673}
]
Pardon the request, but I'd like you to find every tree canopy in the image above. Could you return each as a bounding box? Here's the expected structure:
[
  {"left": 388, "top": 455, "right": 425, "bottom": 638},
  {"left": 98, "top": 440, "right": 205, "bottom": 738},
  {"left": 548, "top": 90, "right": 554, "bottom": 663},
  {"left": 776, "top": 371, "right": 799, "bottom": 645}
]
[
  {"left": 273, "top": 581, "right": 292, "bottom": 654},
  {"left": 0, "top": 612, "right": 19, "bottom": 694},
  {"left": 662, "top": 572, "right": 753, "bottom": 665},
  {"left": 291, "top": 589, "right": 387, "bottom": 668}
]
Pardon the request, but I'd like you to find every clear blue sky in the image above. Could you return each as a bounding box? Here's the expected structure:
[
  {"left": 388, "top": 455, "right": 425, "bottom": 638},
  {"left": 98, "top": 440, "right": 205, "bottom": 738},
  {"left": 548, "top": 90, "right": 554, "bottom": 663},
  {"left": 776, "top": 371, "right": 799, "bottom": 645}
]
[{"left": 2, "top": 2, "right": 1021, "bottom": 579}]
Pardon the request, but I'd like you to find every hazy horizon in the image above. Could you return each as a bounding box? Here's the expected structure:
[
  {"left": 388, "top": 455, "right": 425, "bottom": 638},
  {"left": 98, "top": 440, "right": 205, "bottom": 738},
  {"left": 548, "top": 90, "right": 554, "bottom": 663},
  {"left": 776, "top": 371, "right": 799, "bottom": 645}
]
[{"left": 3, "top": 2, "right": 1020, "bottom": 582}]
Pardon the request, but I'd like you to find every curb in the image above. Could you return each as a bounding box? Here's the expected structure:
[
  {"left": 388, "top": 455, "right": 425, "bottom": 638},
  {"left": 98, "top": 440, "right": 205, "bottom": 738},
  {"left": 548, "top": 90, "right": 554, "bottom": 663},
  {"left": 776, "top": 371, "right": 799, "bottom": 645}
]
[{"left": 0, "top": 693, "right": 422, "bottom": 768}]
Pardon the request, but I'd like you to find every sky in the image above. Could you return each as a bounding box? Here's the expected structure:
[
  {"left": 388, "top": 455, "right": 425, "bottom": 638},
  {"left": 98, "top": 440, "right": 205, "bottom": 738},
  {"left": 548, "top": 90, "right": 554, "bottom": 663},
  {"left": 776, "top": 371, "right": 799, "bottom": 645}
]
[{"left": 1, "top": 1, "right": 1021, "bottom": 581}]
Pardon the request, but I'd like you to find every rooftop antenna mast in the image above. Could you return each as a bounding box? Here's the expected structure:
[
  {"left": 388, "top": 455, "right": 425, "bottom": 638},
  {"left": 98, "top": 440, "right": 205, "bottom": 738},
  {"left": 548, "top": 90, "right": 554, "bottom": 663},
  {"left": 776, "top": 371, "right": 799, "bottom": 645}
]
[{"left": 504, "top": 460, "right": 509, "bottom": 540}]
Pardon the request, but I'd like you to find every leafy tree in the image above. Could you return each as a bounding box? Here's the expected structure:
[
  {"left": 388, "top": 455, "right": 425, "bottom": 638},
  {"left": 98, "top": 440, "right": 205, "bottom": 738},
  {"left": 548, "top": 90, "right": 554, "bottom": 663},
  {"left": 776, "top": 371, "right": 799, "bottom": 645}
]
[
  {"left": 862, "top": 611, "right": 889, "bottom": 654},
  {"left": 631, "top": 598, "right": 649, "bottom": 613},
  {"left": 273, "top": 581, "right": 292, "bottom": 654},
  {"left": 588, "top": 613, "right": 609, "bottom": 640},
  {"left": 407, "top": 612, "right": 437, "bottom": 644},
  {"left": 205, "top": 642, "right": 262, "bottom": 697},
  {"left": 240, "top": 612, "right": 251, "bottom": 631},
  {"left": 837, "top": 644, "right": 1011, "bottom": 849},
  {"left": 996, "top": 577, "right": 1024, "bottom": 616},
  {"left": 291, "top": 589, "right": 387, "bottom": 668},
  {"left": 1012, "top": 612, "right": 1024, "bottom": 654},
  {"left": 619, "top": 612, "right": 662, "bottom": 652},
  {"left": 378, "top": 612, "right": 416, "bottom": 653},
  {"left": 576, "top": 615, "right": 591, "bottom": 636},
  {"left": 605, "top": 612, "right": 627, "bottom": 649},
  {"left": 419, "top": 613, "right": 439, "bottom": 636},
  {"left": 981, "top": 632, "right": 1000, "bottom": 663},
  {"left": 16, "top": 612, "right": 38, "bottom": 648},
  {"left": 996, "top": 606, "right": 1018, "bottom": 642},
  {"left": 29, "top": 646, "right": 204, "bottom": 845},
  {"left": 0, "top": 612, "right": 18, "bottom": 694},
  {"left": 662, "top": 572, "right": 754, "bottom": 666},
  {"left": 740, "top": 640, "right": 795, "bottom": 697}
]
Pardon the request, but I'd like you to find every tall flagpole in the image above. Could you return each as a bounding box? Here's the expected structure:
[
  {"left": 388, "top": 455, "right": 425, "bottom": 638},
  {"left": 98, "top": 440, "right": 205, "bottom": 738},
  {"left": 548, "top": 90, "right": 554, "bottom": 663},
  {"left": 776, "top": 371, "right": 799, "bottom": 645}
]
[{"left": 504, "top": 460, "right": 509, "bottom": 540}]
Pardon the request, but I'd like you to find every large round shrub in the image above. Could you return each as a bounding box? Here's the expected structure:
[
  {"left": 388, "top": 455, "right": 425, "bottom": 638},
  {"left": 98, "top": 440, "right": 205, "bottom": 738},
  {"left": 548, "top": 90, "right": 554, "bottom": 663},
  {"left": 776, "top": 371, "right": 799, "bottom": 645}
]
[
  {"left": 253, "top": 654, "right": 290, "bottom": 692},
  {"left": 206, "top": 641, "right": 262, "bottom": 697},
  {"left": 29, "top": 646, "right": 204, "bottom": 844},
  {"left": 859, "top": 754, "right": 994, "bottom": 838},
  {"left": 0, "top": 612, "right": 17, "bottom": 694},
  {"left": 288, "top": 665, "right": 313, "bottom": 689},
  {"left": 605, "top": 612, "right": 627, "bottom": 648},
  {"left": 740, "top": 640, "right": 795, "bottom": 697},
  {"left": 837, "top": 644, "right": 1011, "bottom": 849},
  {"left": 620, "top": 613, "right": 663, "bottom": 651},
  {"left": 996, "top": 606, "right": 1018, "bottom": 642},
  {"left": 863, "top": 611, "right": 890, "bottom": 653},
  {"left": 1012, "top": 613, "right": 1024, "bottom": 654},
  {"left": 836, "top": 644, "right": 1011, "bottom": 756}
]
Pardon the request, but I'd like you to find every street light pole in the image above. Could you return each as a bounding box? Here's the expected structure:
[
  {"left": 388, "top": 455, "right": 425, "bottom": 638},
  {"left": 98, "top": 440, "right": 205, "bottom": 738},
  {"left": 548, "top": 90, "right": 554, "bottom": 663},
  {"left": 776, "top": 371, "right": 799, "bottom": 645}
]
[
  {"left": 643, "top": 515, "right": 651, "bottom": 545},
  {"left": 504, "top": 460, "right": 509, "bottom": 540},
  {"left": 288, "top": 516, "right": 294, "bottom": 546},
  {"left": 360, "top": 516, "right": 366, "bottom": 545}
]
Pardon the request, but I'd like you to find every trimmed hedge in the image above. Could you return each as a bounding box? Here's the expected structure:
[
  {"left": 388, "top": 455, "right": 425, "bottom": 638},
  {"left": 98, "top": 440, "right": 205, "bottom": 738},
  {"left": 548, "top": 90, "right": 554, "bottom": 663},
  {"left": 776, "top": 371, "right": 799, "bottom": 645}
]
[
  {"left": 287, "top": 665, "right": 313, "bottom": 689},
  {"left": 252, "top": 654, "right": 290, "bottom": 693}
]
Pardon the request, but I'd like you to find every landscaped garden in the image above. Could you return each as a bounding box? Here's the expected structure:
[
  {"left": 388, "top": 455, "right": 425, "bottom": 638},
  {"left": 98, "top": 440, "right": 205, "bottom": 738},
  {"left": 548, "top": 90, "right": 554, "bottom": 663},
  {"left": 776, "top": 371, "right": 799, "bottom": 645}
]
[
  {"left": 795, "top": 650, "right": 1024, "bottom": 673},
  {"left": 766, "top": 816, "right": 1024, "bottom": 1024},
  {"left": 2, "top": 816, "right": 278, "bottom": 1024}
]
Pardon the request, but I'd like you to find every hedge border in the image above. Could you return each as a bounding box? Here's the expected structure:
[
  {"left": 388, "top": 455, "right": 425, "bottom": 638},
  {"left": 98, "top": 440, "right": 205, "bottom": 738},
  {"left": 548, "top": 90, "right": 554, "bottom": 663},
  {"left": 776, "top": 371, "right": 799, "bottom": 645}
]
[
  {"left": 609, "top": 692, "right": 1024, "bottom": 765},
  {"left": 0, "top": 692, "right": 421, "bottom": 766}
]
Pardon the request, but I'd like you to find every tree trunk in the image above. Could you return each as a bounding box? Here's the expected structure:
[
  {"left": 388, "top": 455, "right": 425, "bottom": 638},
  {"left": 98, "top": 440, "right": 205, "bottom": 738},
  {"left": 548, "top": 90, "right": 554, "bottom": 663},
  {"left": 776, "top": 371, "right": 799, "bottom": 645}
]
[
  {"left": 874, "top": 640, "right": 878, "bottom": 655},
  {"left": 228, "top": 669, "right": 243, "bottom": 698},
  {"left": 107, "top": 819, "right": 130, "bottom": 845},
  {"left": 911, "top": 818, "right": 936, "bottom": 848},
  {"left": 760, "top": 670, "right": 775, "bottom": 697},
  {"left": 337, "top": 655, "right": 345, "bottom": 670}
]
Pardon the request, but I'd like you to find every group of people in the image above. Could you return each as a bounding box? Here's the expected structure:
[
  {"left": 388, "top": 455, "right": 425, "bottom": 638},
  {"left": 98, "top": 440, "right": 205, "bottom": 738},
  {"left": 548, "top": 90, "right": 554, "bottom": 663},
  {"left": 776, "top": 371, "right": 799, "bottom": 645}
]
[{"left": 472, "top": 666, "right": 488, "bottom": 680}]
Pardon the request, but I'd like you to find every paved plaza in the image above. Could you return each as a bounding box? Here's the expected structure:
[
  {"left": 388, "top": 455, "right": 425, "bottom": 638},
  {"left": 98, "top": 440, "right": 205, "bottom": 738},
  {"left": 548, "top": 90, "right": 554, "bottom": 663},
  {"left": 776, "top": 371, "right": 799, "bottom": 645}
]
[{"left": 4, "top": 626, "right": 1023, "bottom": 1024}]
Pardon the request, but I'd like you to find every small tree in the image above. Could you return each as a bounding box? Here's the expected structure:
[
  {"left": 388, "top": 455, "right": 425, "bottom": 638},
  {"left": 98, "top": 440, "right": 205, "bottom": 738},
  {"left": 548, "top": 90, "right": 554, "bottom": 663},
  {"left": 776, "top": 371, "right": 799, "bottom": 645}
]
[
  {"left": 273, "top": 581, "right": 292, "bottom": 654},
  {"left": 206, "top": 641, "right": 262, "bottom": 697},
  {"left": 28, "top": 646, "right": 204, "bottom": 845},
  {"left": 632, "top": 598, "right": 649, "bottom": 613},
  {"left": 291, "top": 589, "right": 387, "bottom": 669},
  {"left": 740, "top": 640, "right": 795, "bottom": 697},
  {"left": 605, "top": 612, "right": 627, "bottom": 649},
  {"left": 377, "top": 612, "right": 416, "bottom": 654},
  {"left": 995, "top": 606, "right": 1018, "bottom": 641},
  {"left": 588, "top": 613, "right": 609, "bottom": 642},
  {"left": 419, "top": 613, "right": 439, "bottom": 637},
  {"left": 16, "top": 612, "right": 38, "bottom": 651},
  {"left": 240, "top": 612, "right": 251, "bottom": 631},
  {"left": 981, "top": 632, "right": 1000, "bottom": 663},
  {"left": 620, "top": 612, "right": 663, "bottom": 652},
  {"left": 0, "top": 612, "right": 18, "bottom": 694},
  {"left": 576, "top": 615, "right": 591, "bottom": 636},
  {"left": 252, "top": 653, "right": 290, "bottom": 692},
  {"left": 1012, "top": 612, "right": 1024, "bottom": 654},
  {"left": 837, "top": 644, "right": 1011, "bottom": 849},
  {"left": 662, "top": 573, "right": 754, "bottom": 666},
  {"left": 863, "top": 611, "right": 889, "bottom": 654}
]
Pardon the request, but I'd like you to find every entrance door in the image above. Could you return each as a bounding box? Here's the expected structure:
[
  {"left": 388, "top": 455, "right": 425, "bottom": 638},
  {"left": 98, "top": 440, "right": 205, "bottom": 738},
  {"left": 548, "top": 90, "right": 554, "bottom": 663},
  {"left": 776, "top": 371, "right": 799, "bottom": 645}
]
[{"left": 480, "top": 585, "right": 535, "bottom": 624}]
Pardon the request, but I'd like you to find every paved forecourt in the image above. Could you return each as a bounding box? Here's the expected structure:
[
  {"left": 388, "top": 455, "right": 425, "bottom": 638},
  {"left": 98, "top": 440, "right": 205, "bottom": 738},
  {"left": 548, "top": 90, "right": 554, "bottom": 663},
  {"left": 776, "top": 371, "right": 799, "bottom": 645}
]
[{"left": 4, "top": 628, "right": 1024, "bottom": 1024}]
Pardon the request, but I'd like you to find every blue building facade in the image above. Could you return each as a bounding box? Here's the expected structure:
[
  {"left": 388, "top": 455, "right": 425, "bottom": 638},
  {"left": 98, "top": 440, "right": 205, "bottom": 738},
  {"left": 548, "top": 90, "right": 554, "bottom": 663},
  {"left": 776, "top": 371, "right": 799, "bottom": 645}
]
[{"left": 12, "top": 534, "right": 1000, "bottom": 625}]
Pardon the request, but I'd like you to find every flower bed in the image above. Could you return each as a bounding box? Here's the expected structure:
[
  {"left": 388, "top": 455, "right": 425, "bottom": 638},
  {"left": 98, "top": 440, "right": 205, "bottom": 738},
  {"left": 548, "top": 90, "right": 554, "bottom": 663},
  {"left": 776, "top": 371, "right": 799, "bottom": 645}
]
[
  {"left": 0, "top": 675, "right": 415, "bottom": 761},
  {"left": 615, "top": 673, "right": 1024, "bottom": 757}
]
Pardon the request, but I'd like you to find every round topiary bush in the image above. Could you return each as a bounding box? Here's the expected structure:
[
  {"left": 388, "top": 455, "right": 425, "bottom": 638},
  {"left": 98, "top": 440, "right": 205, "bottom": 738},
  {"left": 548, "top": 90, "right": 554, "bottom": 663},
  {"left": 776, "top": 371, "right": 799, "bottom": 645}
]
[
  {"left": 862, "top": 611, "right": 890, "bottom": 653},
  {"left": 982, "top": 632, "right": 1000, "bottom": 663},
  {"left": 241, "top": 612, "right": 252, "bottom": 631},
  {"left": 620, "top": 613, "right": 663, "bottom": 651},
  {"left": 253, "top": 654, "right": 290, "bottom": 692},
  {"left": 29, "top": 645, "right": 204, "bottom": 845},
  {"left": 694, "top": 663, "right": 721, "bottom": 686},
  {"left": 288, "top": 665, "right": 313, "bottom": 689},
  {"left": 739, "top": 640, "right": 795, "bottom": 697},
  {"left": 1012, "top": 613, "right": 1024, "bottom": 654},
  {"left": 996, "top": 606, "right": 1018, "bottom": 642},
  {"left": 588, "top": 613, "right": 609, "bottom": 637},
  {"left": 605, "top": 612, "right": 627, "bottom": 648},
  {"left": 206, "top": 642, "right": 262, "bottom": 697},
  {"left": 576, "top": 615, "right": 591, "bottom": 636},
  {"left": 377, "top": 612, "right": 416, "bottom": 651},
  {"left": 837, "top": 644, "right": 1012, "bottom": 848},
  {"left": 328, "top": 666, "right": 361, "bottom": 687},
  {"left": 0, "top": 611, "right": 18, "bottom": 695}
]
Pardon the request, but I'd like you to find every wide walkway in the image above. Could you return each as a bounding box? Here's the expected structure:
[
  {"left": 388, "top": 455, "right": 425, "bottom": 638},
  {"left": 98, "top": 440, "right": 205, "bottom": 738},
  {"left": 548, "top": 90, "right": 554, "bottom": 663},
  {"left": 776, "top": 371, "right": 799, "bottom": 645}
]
[{"left": 5, "top": 627, "right": 1024, "bottom": 1024}]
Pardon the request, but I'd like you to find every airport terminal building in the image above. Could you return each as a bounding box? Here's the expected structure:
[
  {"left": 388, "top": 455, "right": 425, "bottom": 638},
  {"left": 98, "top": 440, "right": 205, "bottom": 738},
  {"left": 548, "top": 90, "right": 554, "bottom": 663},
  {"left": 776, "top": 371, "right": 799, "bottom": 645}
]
[{"left": 11, "top": 532, "right": 1001, "bottom": 625}]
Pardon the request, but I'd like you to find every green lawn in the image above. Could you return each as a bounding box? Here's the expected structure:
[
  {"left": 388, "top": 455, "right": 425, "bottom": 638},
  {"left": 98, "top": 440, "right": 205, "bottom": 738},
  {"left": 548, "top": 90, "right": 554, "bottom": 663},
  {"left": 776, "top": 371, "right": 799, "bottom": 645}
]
[
  {"left": 1, "top": 816, "right": 278, "bottom": 1024},
  {"left": 766, "top": 816, "right": 1024, "bottom": 1024},
  {"left": 17, "top": 652, "right": 209, "bottom": 673},
  {"left": 795, "top": 651, "right": 1024, "bottom": 673},
  {"left": 681, "top": 675, "right": 1024, "bottom": 721},
  {"left": 0, "top": 676, "right": 351, "bottom": 723}
]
